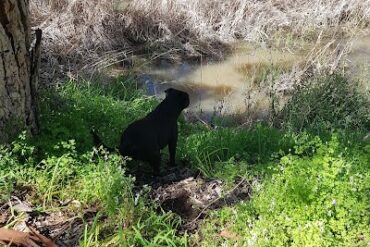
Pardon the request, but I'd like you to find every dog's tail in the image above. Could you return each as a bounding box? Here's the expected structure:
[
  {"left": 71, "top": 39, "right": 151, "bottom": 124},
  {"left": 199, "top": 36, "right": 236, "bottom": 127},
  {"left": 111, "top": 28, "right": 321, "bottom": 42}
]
[{"left": 90, "top": 129, "right": 116, "bottom": 153}]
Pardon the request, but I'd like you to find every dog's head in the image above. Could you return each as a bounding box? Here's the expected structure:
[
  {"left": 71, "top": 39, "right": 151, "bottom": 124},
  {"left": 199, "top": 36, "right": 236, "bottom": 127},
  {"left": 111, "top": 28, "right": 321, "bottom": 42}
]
[{"left": 165, "top": 88, "right": 190, "bottom": 109}]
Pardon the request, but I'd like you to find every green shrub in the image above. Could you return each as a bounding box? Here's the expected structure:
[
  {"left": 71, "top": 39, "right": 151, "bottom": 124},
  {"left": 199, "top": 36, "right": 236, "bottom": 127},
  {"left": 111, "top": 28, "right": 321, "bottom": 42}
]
[
  {"left": 196, "top": 135, "right": 370, "bottom": 246},
  {"left": 279, "top": 74, "right": 370, "bottom": 132}
]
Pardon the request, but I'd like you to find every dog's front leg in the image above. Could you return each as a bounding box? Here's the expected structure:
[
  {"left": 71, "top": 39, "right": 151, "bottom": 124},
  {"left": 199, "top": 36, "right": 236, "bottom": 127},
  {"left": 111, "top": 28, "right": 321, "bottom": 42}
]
[
  {"left": 168, "top": 130, "right": 178, "bottom": 167},
  {"left": 149, "top": 152, "right": 161, "bottom": 176}
]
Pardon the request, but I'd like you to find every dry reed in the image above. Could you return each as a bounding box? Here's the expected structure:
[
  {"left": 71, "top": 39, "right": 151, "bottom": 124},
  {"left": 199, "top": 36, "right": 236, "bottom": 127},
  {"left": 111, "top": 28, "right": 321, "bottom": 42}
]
[{"left": 30, "top": 0, "right": 370, "bottom": 81}]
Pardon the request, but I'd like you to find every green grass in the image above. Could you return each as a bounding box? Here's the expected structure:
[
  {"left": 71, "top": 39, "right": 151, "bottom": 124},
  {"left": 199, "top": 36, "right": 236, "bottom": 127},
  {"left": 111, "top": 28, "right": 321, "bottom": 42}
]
[
  {"left": 1, "top": 74, "right": 369, "bottom": 246},
  {"left": 180, "top": 124, "right": 294, "bottom": 176},
  {"left": 195, "top": 135, "right": 370, "bottom": 246},
  {"left": 34, "top": 76, "right": 157, "bottom": 155},
  {"left": 1, "top": 133, "right": 188, "bottom": 246}
]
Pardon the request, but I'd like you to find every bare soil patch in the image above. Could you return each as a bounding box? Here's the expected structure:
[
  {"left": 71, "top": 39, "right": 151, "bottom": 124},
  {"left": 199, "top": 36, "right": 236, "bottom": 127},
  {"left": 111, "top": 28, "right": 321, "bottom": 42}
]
[{"left": 150, "top": 168, "right": 252, "bottom": 232}]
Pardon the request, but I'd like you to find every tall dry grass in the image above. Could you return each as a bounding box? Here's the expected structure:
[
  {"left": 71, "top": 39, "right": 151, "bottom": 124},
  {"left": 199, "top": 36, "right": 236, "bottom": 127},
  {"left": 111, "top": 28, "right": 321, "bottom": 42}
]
[
  {"left": 129, "top": 0, "right": 370, "bottom": 41},
  {"left": 30, "top": 0, "right": 370, "bottom": 80}
]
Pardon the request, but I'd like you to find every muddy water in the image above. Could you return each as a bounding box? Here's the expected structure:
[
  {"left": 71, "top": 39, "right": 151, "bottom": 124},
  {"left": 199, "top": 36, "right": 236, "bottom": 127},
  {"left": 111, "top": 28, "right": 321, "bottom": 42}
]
[
  {"left": 347, "top": 35, "right": 370, "bottom": 92},
  {"left": 138, "top": 36, "right": 370, "bottom": 125}
]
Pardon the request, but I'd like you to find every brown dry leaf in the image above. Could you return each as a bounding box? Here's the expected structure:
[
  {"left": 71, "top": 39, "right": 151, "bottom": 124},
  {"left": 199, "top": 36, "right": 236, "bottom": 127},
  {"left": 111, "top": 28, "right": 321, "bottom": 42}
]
[
  {"left": 28, "top": 226, "right": 58, "bottom": 247},
  {"left": 0, "top": 227, "right": 57, "bottom": 247},
  {"left": 219, "top": 230, "right": 240, "bottom": 240},
  {"left": 0, "top": 228, "right": 39, "bottom": 247}
]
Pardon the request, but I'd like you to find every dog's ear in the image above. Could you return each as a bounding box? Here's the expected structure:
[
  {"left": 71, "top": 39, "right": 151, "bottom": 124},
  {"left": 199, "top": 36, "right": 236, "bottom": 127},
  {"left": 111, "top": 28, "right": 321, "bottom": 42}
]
[{"left": 165, "top": 88, "right": 174, "bottom": 96}]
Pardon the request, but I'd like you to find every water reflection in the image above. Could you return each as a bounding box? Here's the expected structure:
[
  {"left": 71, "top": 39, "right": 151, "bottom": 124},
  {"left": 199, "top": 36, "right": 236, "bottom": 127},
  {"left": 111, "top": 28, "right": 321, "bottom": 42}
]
[{"left": 138, "top": 36, "right": 370, "bottom": 125}]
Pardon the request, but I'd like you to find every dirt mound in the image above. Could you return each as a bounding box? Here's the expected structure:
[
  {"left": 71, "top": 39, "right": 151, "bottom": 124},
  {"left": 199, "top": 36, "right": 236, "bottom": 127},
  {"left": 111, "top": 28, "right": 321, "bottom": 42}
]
[{"left": 151, "top": 173, "right": 251, "bottom": 232}]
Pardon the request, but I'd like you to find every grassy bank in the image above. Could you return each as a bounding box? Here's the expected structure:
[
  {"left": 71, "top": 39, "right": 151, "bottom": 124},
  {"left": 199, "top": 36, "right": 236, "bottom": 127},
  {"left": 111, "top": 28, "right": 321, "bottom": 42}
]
[{"left": 1, "top": 75, "right": 369, "bottom": 246}]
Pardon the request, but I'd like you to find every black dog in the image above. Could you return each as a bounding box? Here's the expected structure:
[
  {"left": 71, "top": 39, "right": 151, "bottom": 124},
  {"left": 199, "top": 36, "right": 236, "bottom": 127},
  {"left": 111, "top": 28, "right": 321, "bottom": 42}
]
[{"left": 93, "top": 88, "right": 189, "bottom": 175}]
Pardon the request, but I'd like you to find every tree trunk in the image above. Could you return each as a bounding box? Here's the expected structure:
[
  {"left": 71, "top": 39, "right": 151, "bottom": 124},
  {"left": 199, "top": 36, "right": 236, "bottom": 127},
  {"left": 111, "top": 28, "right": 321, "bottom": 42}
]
[{"left": 0, "top": 0, "right": 40, "bottom": 143}]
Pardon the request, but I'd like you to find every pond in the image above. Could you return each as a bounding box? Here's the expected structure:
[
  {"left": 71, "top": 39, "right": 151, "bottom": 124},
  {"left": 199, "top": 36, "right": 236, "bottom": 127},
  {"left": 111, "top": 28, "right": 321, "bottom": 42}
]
[{"left": 137, "top": 35, "right": 370, "bottom": 125}]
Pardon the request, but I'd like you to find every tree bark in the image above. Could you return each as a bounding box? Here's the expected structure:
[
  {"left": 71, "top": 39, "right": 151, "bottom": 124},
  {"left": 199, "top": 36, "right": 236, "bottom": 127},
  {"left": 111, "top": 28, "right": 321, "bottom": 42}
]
[{"left": 0, "top": 0, "right": 40, "bottom": 143}]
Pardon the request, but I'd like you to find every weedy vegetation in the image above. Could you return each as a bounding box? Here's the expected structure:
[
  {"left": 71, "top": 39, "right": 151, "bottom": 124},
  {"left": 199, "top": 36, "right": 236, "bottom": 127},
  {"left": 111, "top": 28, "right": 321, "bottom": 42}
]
[
  {"left": 0, "top": 0, "right": 369, "bottom": 246},
  {"left": 1, "top": 74, "right": 369, "bottom": 246}
]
